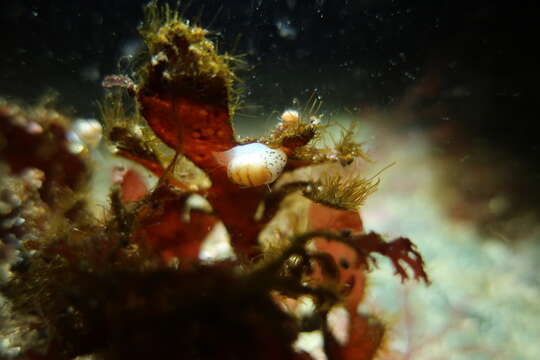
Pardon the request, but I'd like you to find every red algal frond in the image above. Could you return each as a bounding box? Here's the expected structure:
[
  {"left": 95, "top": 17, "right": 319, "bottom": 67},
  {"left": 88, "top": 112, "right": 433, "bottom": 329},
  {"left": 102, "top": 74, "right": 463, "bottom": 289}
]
[
  {"left": 296, "top": 230, "right": 430, "bottom": 285},
  {"left": 134, "top": 186, "right": 218, "bottom": 261},
  {"left": 348, "top": 232, "right": 430, "bottom": 284},
  {"left": 308, "top": 202, "right": 364, "bottom": 233},
  {"left": 379, "top": 236, "right": 430, "bottom": 283},
  {"left": 138, "top": 96, "right": 236, "bottom": 163},
  {"left": 136, "top": 10, "right": 237, "bottom": 163}
]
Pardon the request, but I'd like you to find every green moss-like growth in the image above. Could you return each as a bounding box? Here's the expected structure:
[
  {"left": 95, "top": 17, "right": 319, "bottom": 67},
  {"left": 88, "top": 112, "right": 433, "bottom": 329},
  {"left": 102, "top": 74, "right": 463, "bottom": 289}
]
[
  {"left": 303, "top": 174, "right": 379, "bottom": 211},
  {"left": 138, "top": 0, "right": 239, "bottom": 113}
]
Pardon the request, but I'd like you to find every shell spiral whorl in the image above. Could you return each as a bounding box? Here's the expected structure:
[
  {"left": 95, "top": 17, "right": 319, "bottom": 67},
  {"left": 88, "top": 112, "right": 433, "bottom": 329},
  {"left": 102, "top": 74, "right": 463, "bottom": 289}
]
[{"left": 225, "top": 143, "right": 287, "bottom": 187}]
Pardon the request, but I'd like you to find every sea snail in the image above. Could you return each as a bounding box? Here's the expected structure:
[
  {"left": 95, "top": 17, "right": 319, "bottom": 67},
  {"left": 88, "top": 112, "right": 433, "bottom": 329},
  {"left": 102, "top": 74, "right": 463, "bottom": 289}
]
[
  {"left": 215, "top": 143, "right": 287, "bottom": 187},
  {"left": 280, "top": 109, "right": 300, "bottom": 127}
]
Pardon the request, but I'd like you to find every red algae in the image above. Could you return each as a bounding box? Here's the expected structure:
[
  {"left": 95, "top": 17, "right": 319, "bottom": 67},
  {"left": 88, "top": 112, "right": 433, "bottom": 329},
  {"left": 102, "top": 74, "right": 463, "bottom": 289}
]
[{"left": 134, "top": 186, "right": 218, "bottom": 262}]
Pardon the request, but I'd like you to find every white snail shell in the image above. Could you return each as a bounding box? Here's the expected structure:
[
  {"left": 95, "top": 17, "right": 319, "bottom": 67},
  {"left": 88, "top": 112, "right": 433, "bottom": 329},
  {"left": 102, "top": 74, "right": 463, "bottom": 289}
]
[
  {"left": 280, "top": 109, "right": 300, "bottom": 127},
  {"left": 217, "top": 143, "right": 287, "bottom": 187}
]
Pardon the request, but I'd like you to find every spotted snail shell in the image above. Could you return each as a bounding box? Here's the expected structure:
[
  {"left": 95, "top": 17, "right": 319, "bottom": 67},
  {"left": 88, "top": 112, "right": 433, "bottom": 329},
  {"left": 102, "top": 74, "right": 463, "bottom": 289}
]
[{"left": 218, "top": 143, "right": 287, "bottom": 187}]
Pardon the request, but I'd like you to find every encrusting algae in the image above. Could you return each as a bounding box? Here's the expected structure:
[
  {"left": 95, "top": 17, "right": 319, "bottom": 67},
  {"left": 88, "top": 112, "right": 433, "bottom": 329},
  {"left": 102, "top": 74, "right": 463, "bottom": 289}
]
[{"left": 0, "top": 2, "right": 429, "bottom": 359}]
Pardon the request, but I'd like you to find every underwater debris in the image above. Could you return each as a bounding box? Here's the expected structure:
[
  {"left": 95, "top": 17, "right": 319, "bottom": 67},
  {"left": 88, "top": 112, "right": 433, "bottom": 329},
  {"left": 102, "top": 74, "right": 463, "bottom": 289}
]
[{"left": 0, "top": 2, "right": 429, "bottom": 359}]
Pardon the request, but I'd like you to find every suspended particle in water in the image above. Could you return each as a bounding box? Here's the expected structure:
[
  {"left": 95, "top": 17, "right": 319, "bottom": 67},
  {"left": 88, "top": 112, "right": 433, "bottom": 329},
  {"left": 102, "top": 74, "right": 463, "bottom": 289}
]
[{"left": 276, "top": 18, "right": 298, "bottom": 40}]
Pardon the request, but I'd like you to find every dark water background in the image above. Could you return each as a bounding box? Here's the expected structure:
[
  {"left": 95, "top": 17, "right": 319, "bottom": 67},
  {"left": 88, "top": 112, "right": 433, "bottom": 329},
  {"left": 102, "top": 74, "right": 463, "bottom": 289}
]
[{"left": 0, "top": 2, "right": 535, "bottom": 116}]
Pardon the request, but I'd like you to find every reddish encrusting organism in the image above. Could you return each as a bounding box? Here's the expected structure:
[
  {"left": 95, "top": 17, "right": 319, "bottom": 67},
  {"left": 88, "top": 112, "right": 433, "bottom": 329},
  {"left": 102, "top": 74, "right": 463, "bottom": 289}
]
[{"left": 0, "top": 103, "right": 88, "bottom": 205}]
